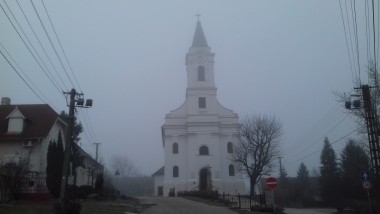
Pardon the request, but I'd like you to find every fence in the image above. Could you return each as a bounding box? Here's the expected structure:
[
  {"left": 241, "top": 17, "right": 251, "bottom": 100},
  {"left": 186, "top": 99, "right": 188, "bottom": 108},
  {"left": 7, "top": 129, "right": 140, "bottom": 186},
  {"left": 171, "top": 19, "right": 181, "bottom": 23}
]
[
  {"left": 220, "top": 193, "right": 265, "bottom": 210},
  {"left": 20, "top": 171, "right": 49, "bottom": 193}
]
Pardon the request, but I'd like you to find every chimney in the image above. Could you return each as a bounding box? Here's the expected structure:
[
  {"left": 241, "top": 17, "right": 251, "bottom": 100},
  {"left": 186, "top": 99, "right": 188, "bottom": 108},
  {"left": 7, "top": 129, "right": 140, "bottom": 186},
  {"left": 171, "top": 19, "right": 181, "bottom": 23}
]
[{"left": 1, "top": 97, "right": 11, "bottom": 105}]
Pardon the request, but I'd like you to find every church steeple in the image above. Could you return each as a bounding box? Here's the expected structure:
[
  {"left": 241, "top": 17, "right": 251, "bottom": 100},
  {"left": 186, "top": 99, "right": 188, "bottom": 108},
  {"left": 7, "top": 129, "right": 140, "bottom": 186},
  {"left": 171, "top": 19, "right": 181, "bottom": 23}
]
[
  {"left": 185, "top": 19, "right": 216, "bottom": 106},
  {"left": 192, "top": 20, "right": 209, "bottom": 48}
]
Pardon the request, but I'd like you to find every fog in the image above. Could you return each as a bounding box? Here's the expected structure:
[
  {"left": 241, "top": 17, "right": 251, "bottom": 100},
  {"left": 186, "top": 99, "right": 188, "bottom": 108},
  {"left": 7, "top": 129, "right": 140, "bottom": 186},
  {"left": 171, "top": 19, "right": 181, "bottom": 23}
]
[{"left": 2, "top": 0, "right": 372, "bottom": 176}]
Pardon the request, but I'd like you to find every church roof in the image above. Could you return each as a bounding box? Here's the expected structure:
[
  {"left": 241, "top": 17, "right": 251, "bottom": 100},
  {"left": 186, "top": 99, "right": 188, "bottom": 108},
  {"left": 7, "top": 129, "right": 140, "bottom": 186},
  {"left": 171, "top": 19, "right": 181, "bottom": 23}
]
[
  {"left": 152, "top": 166, "right": 164, "bottom": 176},
  {"left": 192, "top": 20, "right": 208, "bottom": 47}
]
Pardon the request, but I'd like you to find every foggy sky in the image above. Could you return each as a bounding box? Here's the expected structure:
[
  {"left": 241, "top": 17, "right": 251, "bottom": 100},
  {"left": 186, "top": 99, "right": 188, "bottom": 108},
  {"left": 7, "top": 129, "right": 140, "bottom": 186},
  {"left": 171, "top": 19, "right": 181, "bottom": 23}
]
[{"left": 1, "top": 0, "right": 372, "bottom": 177}]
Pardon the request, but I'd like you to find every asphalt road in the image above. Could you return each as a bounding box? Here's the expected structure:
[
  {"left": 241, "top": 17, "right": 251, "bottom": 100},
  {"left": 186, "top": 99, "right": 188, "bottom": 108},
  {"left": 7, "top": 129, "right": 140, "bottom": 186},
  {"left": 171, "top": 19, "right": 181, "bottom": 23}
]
[
  {"left": 139, "top": 197, "right": 238, "bottom": 214},
  {"left": 138, "top": 197, "right": 336, "bottom": 214},
  {"left": 284, "top": 207, "right": 336, "bottom": 214}
]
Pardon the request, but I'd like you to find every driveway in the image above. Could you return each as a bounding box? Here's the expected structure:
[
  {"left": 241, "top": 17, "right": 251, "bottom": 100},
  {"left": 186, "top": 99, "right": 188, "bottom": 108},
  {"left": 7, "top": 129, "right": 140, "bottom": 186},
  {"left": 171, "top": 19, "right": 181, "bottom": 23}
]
[{"left": 139, "top": 197, "right": 238, "bottom": 214}]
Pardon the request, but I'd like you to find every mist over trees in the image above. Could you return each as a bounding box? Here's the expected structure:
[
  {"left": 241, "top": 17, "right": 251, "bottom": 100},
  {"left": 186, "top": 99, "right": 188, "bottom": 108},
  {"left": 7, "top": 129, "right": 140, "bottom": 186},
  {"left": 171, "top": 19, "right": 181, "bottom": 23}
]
[
  {"left": 232, "top": 115, "right": 282, "bottom": 196},
  {"left": 110, "top": 155, "right": 139, "bottom": 177}
]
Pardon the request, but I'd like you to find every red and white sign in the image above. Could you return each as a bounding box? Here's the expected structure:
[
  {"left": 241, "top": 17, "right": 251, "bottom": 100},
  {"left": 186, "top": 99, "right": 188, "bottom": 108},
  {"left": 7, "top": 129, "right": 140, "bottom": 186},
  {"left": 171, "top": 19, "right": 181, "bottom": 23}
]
[{"left": 266, "top": 177, "right": 277, "bottom": 189}]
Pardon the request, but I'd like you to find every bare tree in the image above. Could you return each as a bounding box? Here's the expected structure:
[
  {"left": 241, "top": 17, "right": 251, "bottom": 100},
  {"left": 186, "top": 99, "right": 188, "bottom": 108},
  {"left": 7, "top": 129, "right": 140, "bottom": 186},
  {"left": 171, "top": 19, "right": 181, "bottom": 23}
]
[
  {"left": 109, "top": 155, "right": 139, "bottom": 177},
  {"left": 0, "top": 158, "right": 29, "bottom": 201},
  {"left": 232, "top": 115, "right": 282, "bottom": 196}
]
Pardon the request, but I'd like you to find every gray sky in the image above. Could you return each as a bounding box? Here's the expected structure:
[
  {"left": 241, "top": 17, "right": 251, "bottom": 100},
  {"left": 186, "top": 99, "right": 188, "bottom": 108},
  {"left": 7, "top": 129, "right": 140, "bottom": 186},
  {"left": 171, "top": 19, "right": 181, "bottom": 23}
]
[{"left": 1, "top": 0, "right": 375, "bottom": 176}]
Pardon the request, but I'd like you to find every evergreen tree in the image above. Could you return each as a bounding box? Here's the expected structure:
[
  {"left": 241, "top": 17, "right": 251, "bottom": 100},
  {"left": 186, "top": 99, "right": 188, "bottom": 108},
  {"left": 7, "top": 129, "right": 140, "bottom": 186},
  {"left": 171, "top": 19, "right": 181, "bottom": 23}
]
[
  {"left": 297, "top": 162, "right": 310, "bottom": 185},
  {"left": 296, "top": 162, "right": 310, "bottom": 204},
  {"left": 319, "top": 137, "right": 340, "bottom": 204},
  {"left": 46, "top": 131, "right": 64, "bottom": 198},
  {"left": 340, "top": 139, "right": 369, "bottom": 200}
]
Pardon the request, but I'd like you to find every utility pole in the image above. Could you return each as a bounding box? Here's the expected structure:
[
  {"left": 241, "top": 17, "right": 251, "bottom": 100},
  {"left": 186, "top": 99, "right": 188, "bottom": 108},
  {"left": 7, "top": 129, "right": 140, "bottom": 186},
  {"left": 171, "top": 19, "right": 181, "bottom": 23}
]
[
  {"left": 60, "top": 89, "right": 75, "bottom": 200},
  {"left": 60, "top": 88, "right": 93, "bottom": 201},
  {"left": 346, "top": 84, "right": 380, "bottom": 196},
  {"left": 94, "top": 143, "right": 101, "bottom": 161},
  {"left": 361, "top": 85, "right": 380, "bottom": 180},
  {"left": 278, "top": 157, "right": 284, "bottom": 175}
]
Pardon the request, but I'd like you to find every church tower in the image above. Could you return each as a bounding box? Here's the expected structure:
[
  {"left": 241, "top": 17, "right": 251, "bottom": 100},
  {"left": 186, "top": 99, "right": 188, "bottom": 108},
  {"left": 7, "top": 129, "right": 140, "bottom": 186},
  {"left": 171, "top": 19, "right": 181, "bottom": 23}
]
[{"left": 153, "top": 20, "right": 246, "bottom": 196}]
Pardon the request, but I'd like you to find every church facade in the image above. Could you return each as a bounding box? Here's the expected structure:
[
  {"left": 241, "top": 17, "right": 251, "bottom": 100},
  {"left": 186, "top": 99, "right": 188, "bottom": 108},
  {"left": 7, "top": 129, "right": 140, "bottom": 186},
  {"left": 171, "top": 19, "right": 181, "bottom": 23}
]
[{"left": 153, "top": 20, "right": 246, "bottom": 196}]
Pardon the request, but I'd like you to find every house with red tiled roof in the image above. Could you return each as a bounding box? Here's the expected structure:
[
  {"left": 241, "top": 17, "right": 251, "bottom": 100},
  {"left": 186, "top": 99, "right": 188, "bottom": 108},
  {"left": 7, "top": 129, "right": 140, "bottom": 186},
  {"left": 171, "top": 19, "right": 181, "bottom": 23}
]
[
  {"left": 0, "top": 98, "right": 68, "bottom": 197},
  {"left": 0, "top": 97, "right": 103, "bottom": 199}
]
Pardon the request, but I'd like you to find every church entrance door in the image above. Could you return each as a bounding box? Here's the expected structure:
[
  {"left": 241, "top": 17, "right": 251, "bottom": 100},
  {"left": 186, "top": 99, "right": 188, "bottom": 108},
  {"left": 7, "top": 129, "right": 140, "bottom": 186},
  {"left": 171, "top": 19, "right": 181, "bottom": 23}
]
[{"left": 199, "top": 167, "right": 212, "bottom": 192}]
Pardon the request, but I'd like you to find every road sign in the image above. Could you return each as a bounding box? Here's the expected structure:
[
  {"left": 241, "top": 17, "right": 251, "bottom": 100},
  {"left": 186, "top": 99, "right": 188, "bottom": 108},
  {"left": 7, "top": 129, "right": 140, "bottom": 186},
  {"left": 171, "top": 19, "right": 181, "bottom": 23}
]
[
  {"left": 266, "top": 177, "right": 278, "bottom": 189},
  {"left": 363, "top": 181, "right": 371, "bottom": 189},
  {"left": 361, "top": 171, "right": 370, "bottom": 181}
]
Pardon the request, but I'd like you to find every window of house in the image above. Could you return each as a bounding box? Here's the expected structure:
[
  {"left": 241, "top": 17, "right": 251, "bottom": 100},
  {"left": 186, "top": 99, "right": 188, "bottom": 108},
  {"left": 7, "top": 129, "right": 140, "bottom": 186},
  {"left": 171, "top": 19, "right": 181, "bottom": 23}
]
[
  {"left": 173, "top": 166, "right": 179, "bottom": 177},
  {"left": 173, "top": 143, "right": 178, "bottom": 154},
  {"left": 199, "top": 97, "right": 206, "bottom": 108},
  {"left": 227, "top": 142, "right": 233, "bottom": 153},
  {"left": 198, "top": 66, "right": 205, "bottom": 81},
  {"left": 199, "top": 145, "right": 209, "bottom": 155},
  {"left": 8, "top": 118, "right": 24, "bottom": 133},
  {"left": 229, "top": 164, "right": 235, "bottom": 176}
]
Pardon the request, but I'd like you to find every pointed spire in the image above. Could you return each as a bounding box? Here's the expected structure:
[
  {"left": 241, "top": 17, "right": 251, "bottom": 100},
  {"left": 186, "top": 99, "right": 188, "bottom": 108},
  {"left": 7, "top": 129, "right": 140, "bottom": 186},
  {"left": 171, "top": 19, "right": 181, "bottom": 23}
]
[{"left": 192, "top": 20, "right": 208, "bottom": 47}]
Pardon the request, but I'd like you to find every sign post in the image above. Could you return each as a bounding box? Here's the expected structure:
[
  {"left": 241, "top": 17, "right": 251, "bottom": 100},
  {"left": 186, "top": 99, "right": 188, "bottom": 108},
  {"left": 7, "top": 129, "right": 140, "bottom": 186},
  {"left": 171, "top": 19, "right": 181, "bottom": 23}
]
[
  {"left": 266, "top": 177, "right": 278, "bottom": 214},
  {"left": 361, "top": 171, "right": 372, "bottom": 214}
]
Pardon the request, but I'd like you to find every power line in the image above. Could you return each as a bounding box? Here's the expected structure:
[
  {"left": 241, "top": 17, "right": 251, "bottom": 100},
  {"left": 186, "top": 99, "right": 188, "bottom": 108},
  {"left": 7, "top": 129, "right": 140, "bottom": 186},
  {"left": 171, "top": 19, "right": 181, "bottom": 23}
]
[
  {"left": 291, "top": 128, "right": 359, "bottom": 163},
  {"left": 0, "top": 46, "right": 50, "bottom": 106},
  {"left": 371, "top": 0, "right": 378, "bottom": 87},
  {"left": 352, "top": 0, "right": 362, "bottom": 84},
  {"left": 41, "top": 0, "right": 83, "bottom": 92},
  {"left": 286, "top": 104, "right": 343, "bottom": 153},
  {"left": 0, "top": 1, "right": 63, "bottom": 94},
  {"left": 339, "top": 0, "right": 356, "bottom": 82},
  {"left": 14, "top": 0, "right": 69, "bottom": 91},
  {"left": 30, "top": 0, "right": 76, "bottom": 89},
  {"left": 288, "top": 113, "right": 351, "bottom": 159},
  {"left": 344, "top": 0, "right": 359, "bottom": 81},
  {"left": 0, "top": 42, "right": 53, "bottom": 106}
]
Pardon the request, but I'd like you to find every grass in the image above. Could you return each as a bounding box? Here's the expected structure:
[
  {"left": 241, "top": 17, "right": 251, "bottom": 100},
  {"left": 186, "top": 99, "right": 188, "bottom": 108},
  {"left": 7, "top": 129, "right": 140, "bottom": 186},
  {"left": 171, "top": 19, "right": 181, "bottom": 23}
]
[{"left": 0, "top": 199, "right": 140, "bottom": 214}]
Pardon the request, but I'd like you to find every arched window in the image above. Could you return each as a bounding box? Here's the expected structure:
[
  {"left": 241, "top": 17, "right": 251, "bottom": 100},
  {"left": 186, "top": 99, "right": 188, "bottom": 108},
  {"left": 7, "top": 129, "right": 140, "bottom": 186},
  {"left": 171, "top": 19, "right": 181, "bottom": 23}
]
[
  {"left": 198, "top": 66, "right": 205, "bottom": 81},
  {"left": 229, "top": 164, "right": 235, "bottom": 176},
  {"left": 227, "top": 142, "right": 233, "bottom": 153},
  {"left": 173, "top": 166, "right": 179, "bottom": 177},
  {"left": 199, "top": 145, "right": 209, "bottom": 155},
  {"left": 172, "top": 143, "right": 178, "bottom": 154}
]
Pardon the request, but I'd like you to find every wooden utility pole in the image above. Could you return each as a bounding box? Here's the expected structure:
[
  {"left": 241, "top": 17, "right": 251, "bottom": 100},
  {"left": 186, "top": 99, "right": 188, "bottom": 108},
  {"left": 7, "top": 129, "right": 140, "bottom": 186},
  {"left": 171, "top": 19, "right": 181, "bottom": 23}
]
[
  {"left": 60, "top": 89, "right": 76, "bottom": 200},
  {"left": 94, "top": 143, "right": 101, "bottom": 161},
  {"left": 59, "top": 89, "right": 93, "bottom": 201}
]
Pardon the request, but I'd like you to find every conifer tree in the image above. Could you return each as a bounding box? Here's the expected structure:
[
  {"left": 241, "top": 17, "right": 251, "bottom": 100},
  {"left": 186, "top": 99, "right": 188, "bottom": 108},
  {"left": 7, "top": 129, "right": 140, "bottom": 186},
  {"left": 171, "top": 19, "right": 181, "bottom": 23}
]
[
  {"left": 319, "top": 137, "right": 339, "bottom": 204},
  {"left": 46, "top": 131, "right": 64, "bottom": 198},
  {"left": 296, "top": 162, "right": 310, "bottom": 202},
  {"left": 340, "top": 139, "right": 369, "bottom": 199}
]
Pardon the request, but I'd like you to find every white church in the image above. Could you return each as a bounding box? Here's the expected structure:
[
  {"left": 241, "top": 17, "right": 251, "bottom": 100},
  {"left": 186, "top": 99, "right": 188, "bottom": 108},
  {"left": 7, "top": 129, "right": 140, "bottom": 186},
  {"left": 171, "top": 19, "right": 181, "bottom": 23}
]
[{"left": 152, "top": 20, "right": 246, "bottom": 196}]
